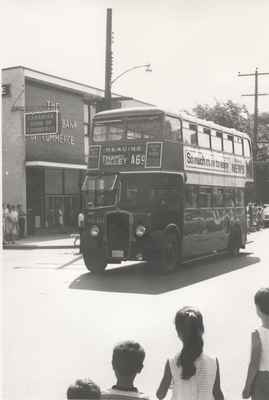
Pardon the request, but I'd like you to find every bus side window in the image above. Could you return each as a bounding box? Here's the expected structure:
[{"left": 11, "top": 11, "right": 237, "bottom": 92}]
[
  {"left": 223, "top": 188, "right": 235, "bottom": 207},
  {"left": 213, "top": 188, "right": 224, "bottom": 207},
  {"left": 185, "top": 185, "right": 198, "bottom": 208},
  {"left": 183, "top": 122, "right": 198, "bottom": 145},
  {"left": 234, "top": 188, "right": 244, "bottom": 206},
  {"left": 211, "top": 131, "right": 223, "bottom": 151},
  {"left": 164, "top": 116, "right": 182, "bottom": 141},
  {"left": 199, "top": 186, "right": 212, "bottom": 208},
  {"left": 223, "top": 133, "right": 234, "bottom": 154},
  {"left": 234, "top": 136, "right": 243, "bottom": 156},
  {"left": 198, "top": 127, "right": 211, "bottom": 149},
  {"left": 243, "top": 138, "right": 251, "bottom": 157}
]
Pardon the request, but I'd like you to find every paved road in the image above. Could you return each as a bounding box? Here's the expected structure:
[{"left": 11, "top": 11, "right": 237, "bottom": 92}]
[{"left": 2, "top": 229, "right": 268, "bottom": 400}]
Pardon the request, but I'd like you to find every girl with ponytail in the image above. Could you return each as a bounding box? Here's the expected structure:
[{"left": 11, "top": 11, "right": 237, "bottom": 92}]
[{"left": 156, "top": 307, "right": 224, "bottom": 400}]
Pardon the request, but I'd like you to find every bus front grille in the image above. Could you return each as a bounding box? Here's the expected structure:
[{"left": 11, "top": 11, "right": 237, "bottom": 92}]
[{"left": 106, "top": 212, "right": 130, "bottom": 259}]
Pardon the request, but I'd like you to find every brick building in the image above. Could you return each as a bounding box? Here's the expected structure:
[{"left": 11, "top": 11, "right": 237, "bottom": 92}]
[{"left": 2, "top": 66, "right": 151, "bottom": 234}]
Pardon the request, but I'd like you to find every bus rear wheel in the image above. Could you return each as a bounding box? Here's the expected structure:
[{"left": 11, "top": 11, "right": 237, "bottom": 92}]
[
  {"left": 228, "top": 227, "right": 242, "bottom": 256},
  {"left": 82, "top": 248, "right": 107, "bottom": 274},
  {"left": 158, "top": 231, "right": 181, "bottom": 274}
]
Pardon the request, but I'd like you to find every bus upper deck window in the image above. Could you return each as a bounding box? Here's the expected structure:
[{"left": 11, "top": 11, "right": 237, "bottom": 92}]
[
  {"left": 243, "top": 138, "right": 251, "bottom": 157},
  {"left": 183, "top": 122, "right": 198, "bottom": 145},
  {"left": 234, "top": 136, "right": 243, "bottom": 156},
  {"left": 223, "top": 133, "right": 234, "bottom": 154},
  {"left": 164, "top": 116, "right": 182, "bottom": 141},
  {"left": 198, "top": 127, "right": 211, "bottom": 149},
  {"left": 93, "top": 120, "right": 124, "bottom": 142},
  {"left": 211, "top": 131, "right": 223, "bottom": 151}
]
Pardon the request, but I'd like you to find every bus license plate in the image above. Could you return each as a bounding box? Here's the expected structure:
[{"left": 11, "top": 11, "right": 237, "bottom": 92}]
[{"left": 112, "top": 250, "right": 124, "bottom": 258}]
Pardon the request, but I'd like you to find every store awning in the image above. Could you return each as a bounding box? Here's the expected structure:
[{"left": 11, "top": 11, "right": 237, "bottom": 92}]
[{"left": 25, "top": 161, "right": 87, "bottom": 170}]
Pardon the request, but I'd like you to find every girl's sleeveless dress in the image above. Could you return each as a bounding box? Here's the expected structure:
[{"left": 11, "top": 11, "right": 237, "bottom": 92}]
[
  {"left": 252, "top": 327, "right": 269, "bottom": 400},
  {"left": 169, "top": 353, "right": 217, "bottom": 400}
]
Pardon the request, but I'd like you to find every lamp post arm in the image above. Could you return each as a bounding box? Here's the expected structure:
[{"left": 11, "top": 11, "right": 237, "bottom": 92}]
[{"left": 111, "top": 64, "right": 151, "bottom": 85}]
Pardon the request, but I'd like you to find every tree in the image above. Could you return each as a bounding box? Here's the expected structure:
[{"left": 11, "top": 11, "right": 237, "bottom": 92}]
[
  {"left": 192, "top": 100, "right": 251, "bottom": 133},
  {"left": 192, "top": 101, "right": 269, "bottom": 202}
]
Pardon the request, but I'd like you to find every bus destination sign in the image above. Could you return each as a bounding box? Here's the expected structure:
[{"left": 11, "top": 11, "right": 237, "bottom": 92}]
[
  {"left": 100, "top": 144, "right": 146, "bottom": 169},
  {"left": 24, "top": 111, "right": 59, "bottom": 136}
]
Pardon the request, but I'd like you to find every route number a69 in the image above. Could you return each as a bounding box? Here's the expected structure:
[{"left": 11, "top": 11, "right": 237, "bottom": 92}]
[{"left": 130, "top": 154, "right": 145, "bottom": 166}]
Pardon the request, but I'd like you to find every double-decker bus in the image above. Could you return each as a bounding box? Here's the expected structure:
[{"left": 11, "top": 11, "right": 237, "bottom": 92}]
[{"left": 81, "top": 107, "right": 253, "bottom": 273}]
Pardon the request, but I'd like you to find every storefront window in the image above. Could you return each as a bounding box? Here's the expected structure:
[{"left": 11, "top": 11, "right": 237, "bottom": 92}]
[
  {"left": 45, "top": 168, "right": 63, "bottom": 194},
  {"left": 64, "top": 169, "right": 80, "bottom": 194}
]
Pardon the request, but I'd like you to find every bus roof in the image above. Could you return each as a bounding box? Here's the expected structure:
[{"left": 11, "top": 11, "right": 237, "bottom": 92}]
[
  {"left": 94, "top": 106, "right": 165, "bottom": 118},
  {"left": 94, "top": 107, "right": 251, "bottom": 140}
]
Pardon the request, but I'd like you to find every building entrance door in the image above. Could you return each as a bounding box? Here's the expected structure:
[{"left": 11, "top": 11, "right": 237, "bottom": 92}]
[{"left": 45, "top": 195, "right": 80, "bottom": 230}]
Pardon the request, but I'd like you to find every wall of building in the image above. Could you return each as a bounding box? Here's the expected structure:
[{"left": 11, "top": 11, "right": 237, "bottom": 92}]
[
  {"left": 2, "top": 67, "right": 27, "bottom": 210},
  {"left": 25, "top": 81, "right": 85, "bottom": 165}
]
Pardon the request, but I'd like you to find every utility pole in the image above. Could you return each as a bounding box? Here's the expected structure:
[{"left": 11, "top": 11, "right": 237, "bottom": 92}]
[
  {"left": 104, "top": 8, "right": 113, "bottom": 110},
  {"left": 238, "top": 68, "right": 269, "bottom": 200}
]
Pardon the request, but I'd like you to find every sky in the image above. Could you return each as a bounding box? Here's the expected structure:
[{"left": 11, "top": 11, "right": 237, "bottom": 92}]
[{"left": 1, "top": 0, "right": 269, "bottom": 114}]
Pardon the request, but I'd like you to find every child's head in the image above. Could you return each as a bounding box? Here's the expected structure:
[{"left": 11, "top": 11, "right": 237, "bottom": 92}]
[
  {"left": 112, "top": 341, "right": 145, "bottom": 379},
  {"left": 255, "top": 288, "right": 269, "bottom": 318},
  {"left": 67, "top": 378, "right": 101, "bottom": 399},
  {"left": 175, "top": 307, "right": 204, "bottom": 380}
]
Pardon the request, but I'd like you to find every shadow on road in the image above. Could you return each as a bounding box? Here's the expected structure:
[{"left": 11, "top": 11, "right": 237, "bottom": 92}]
[{"left": 69, "top": 251, "right": 260, "bottom": 295}]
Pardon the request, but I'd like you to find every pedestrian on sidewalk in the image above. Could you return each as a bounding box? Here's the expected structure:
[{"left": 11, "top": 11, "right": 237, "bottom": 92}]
[
  {"left": 242, "top": 288, "right": 269, "bottom": 399},
  {"left": 6, "top": 205, "right": 18, "bottom": 244},
  {"left": 17, "top": 204, "right": 26, "bottom": 238},
  {"left": 156, "top": 307, "right": 224, "bottom": 400},
  {"left": 2, "top": 204, "right": 8, "bottom": 244},
  {"left": 78, "top": 209, "right": 85, "bottom": 253},
  {"left": 57, "top": 207, "right": 64, "bottom": 233}
]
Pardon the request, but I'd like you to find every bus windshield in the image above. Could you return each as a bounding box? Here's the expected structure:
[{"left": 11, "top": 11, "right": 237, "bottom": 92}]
[
  {"left": 119, "top": 173, "right": 181, "bottom": 209},
  {"left": 82, "top": 174, "right": 118, "bottom": 207},
  {"left": 93, "top": 115, "right": 162, "bottom": 142}
]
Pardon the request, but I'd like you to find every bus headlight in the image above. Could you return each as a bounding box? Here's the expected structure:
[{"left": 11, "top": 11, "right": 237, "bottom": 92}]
[
  {"left": 135, "top": 225, "right": 146, "bottom": 237},
  {"left": 90, "top": 225, "right": 100, "bottom": 237}
]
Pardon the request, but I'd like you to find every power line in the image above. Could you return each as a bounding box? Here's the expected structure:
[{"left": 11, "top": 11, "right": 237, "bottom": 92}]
[{"left": 238, "top": 68, "right": 269, "bottom": 161}]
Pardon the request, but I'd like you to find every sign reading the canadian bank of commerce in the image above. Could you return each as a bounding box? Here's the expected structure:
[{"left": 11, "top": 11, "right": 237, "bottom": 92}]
[{"left": 24, "top": 111, "right": 59, "bottom": 136}]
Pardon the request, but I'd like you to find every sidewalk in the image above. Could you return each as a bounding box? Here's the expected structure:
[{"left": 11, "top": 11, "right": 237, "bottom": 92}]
[{"left": 3, "top": 233, "right": 79, "bottom": 250}]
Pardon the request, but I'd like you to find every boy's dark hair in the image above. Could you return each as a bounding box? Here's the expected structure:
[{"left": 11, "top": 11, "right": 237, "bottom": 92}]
[
  {"left": 255, "top": 288, "right": 269, "bottom": 315},
  {"left": 67, "top": 379, "right": 101, "bottom": 399},
  {"left": 175, "top": 306, "right": 204, "bottom": 380},
  {"left": 112, "top": 341, "right": 145, "bottom": 376}
]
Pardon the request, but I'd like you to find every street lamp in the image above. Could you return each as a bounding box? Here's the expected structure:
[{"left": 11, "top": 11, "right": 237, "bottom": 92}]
[{"left": 111, "top": 63, "right": 152, "bottom": 86}]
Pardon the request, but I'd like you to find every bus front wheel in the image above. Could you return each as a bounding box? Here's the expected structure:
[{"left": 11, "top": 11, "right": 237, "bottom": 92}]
[{"left": 82, "top": 248, "right": 107, "bottom": 274}]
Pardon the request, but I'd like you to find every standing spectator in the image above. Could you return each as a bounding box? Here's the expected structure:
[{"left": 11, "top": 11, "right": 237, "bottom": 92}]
[
  {"left": 17, "top": 204, "right": 26, "bottom": 238},
  {"left": 4, "top": 204, "right": 12, "bottom": 243},
  {"left": 7, "top": 205, "right": 18, "bottom": 244},
  {"left": 78, "top": 209, "right": 85, "bottom": 253},
  {"left": 156, "top": 307, "right": 224, "bottom": 400},
  {"left": 67, "top": 378, "right": 101, "bottom": 399},
  {"left": 101, "top": 341, "right": 149, "bottom": 400},
  {"left": 57, "top": 207, "right": 64, "bottom": 233},
  {"left": 242, "top": 288, "right": 269, "bottom": 399},
  {"left": 2, "top": 204, "right": 8, "bottom": 244}
]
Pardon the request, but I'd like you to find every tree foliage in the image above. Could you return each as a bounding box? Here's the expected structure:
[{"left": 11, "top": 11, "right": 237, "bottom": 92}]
[{"left": 192, "top": 100, "right": 251, "bottom": 133}]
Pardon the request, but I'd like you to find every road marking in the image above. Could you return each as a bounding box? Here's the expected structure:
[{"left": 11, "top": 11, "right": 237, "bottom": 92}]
[{"left": 57, "top": 254, "right": 83, "bottom": 270}]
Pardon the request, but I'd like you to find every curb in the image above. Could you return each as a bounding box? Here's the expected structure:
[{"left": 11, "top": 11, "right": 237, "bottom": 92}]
[{"left": 3, "top": 244, "right": 77, "bottom": 250}]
